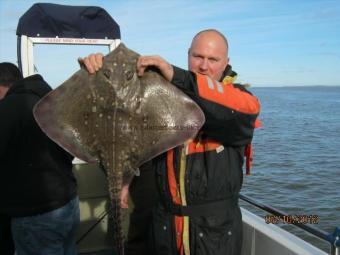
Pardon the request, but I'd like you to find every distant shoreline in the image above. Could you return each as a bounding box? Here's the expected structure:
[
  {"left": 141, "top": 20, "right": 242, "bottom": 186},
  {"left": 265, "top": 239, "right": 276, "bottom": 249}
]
[{"left": 250, "top": 85, "right": 340, "bottom": 89}]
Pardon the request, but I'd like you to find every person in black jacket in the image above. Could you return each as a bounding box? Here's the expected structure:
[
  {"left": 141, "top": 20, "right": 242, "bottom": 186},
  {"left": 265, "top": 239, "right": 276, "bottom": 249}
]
[
  {"left": 0, "top": 62, "right": 80, "bottom": 255},
  {"left": 0, "top": 64, "right": 20, "bottom": 255},
  {"left": 137, "top": 29, "right": 260, "bottom": 255},
  {"left": 81, "top": 29, "right": 260, "bottom": 255}
]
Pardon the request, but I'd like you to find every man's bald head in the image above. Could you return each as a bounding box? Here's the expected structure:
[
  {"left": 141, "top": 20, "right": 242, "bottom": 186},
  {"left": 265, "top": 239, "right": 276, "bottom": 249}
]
[
  {"left": 188, "top": 29, "right": 229, "bottom": 80},
  {"left": 190, "top": 29, "right": 229, "bottom": 56}
]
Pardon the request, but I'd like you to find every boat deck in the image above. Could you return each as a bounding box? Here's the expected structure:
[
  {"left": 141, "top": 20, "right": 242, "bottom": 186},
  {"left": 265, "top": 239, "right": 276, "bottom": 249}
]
[{"left": 74, "top": 163, "right": 327, "bottom": 255}]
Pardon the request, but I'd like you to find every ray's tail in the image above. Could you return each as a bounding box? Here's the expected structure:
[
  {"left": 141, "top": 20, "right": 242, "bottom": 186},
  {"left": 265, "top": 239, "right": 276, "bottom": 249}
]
[{"left": 111, "top": 198, "right": 125, "bottom": 255}]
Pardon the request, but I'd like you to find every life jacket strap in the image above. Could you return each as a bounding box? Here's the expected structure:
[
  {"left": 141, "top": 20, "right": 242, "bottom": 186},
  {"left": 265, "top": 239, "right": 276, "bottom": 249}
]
[{"left": 166, "top": 196, "right": 238, "bottom": 217}]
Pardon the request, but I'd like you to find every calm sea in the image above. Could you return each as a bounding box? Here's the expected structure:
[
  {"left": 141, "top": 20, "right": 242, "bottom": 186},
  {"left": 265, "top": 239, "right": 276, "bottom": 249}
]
[{"left": 240, "top": 86, "right": 340, "bottom": 252}]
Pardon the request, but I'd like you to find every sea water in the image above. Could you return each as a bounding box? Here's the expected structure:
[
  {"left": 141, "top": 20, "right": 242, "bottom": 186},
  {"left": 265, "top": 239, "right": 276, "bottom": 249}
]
[{"left": 241, "top": 86, "right": 340, "bottom": 252}]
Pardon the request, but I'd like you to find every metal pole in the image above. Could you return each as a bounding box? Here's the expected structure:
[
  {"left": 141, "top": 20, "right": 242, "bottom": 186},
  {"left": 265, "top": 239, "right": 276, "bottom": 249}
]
[
  {"left": 330, "top": 227, "right": 340, "bottom": 255},
  {"left": 330, "top": 245, "right": 339, "bottom": 255},
  {"left": 76, "top": 208, "right": 111, "bottom": 244}
]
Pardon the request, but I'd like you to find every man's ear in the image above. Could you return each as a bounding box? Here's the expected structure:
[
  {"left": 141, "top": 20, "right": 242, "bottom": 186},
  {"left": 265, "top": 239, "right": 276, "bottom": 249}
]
[{"left": 223, "top": 57, "right": 229, "bottom": 72}]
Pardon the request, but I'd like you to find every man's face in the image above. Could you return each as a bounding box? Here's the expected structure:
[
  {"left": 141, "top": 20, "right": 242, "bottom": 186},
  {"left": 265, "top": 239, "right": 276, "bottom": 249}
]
[
  {"left": 188, "top": 32, "right": 229, "bottom": 81},
  {"left": 0, "top": 85, "right": 9, "bottom": 100}
]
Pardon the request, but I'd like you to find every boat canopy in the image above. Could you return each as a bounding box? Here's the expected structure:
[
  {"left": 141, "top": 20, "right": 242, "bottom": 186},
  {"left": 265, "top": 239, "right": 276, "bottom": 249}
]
[
  {"left": 16, "top": 3, "right": 121, "bottom": 77},
  {"left": 17, "top": 3, "right": 120, "bottom": 39}
]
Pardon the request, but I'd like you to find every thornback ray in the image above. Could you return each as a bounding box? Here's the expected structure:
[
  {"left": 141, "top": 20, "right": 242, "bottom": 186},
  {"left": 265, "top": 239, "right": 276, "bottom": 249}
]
[{"left": 33, "top": 43, "right": 205, "bottom": 255}]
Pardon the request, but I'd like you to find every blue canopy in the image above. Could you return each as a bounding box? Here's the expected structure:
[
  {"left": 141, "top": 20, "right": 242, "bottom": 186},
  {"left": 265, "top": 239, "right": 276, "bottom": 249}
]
[{"left": 16, "top": 3, "right": 120, "bottom": 39}]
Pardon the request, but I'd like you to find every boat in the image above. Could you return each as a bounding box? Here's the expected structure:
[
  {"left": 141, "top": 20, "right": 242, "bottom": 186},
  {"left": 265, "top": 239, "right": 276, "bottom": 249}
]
[{"left": 16, "top": 3, "right": 339, "bottom": 255}]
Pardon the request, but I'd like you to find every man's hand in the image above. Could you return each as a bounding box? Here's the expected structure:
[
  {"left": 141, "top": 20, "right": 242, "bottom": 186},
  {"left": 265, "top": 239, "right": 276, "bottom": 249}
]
[
  {"left": 78, "top": 53, "right": 104, "bottom": 74},
  {"left": 137, "top": 55, "right": 174, "bottom": 81},
  {"left": 120, "top": 184, "right": 129, "bottom": 209},
  {"left": 79, "top": 53, "right": 174, "bottom": 82}
]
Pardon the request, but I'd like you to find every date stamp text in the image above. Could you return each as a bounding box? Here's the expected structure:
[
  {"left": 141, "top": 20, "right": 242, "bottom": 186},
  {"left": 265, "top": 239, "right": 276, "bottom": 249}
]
[{"left": 265, "top": 214, "right": 319, "bottom": 224}]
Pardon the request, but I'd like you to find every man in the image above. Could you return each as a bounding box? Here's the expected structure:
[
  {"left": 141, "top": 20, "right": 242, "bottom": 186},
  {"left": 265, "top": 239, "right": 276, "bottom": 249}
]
[
  {"left": 0, "top": 64, "right": 19, "bottom": 255},
  {"left": 0, "top": 62, "right": 80, "bottom": 255},
  {"left": 82, "top": 29, "right": 260, "bottom": 255}
]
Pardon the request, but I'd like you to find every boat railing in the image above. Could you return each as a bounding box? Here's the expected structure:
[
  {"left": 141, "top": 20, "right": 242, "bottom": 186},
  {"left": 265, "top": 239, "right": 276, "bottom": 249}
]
[{"left": 240, "top": 193, "right": 340, "bottom": 255}]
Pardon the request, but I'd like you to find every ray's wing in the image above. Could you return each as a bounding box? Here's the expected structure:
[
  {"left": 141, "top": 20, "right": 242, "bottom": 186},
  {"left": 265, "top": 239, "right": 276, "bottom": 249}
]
[{"left": 34, "top": 68, "right": 110, "bottom": 163}]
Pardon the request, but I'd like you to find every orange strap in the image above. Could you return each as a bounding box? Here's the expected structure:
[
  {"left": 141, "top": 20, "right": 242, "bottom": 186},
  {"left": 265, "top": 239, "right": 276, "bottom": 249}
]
[
  {"left": 196, "top": 73, "right": 260, "bottom": 115},
  {"left": 187, "top": 138, "right": 221, "bottom": 155},
  {"left": 254, "top": 118, "right": 262, "bottom": 128},
  {"left": 167, "top": 150, "right": 184, "bottom": 255},
  {"left": 244, "top": 144, "right": 253, "bottom": 175},
  {"left": 167, "top": 149, "right": 180, "bottom": 204},
  {"left": 245, "top": 118, "right": 261, "bottom": 175}
]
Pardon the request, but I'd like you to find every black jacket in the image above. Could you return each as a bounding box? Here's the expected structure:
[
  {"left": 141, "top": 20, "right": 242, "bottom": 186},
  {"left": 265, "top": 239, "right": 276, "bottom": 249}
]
[
  {"left": 150, "top": 67, "right": 260, "bottom": 255},
  {"left": 0, "top": 75, "right": 77, "bottom": 217}
]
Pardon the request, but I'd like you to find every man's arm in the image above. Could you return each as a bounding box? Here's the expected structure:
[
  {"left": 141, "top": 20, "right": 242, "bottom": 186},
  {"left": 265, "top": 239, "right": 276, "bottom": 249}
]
[{"left": 170, "top": 66, "right": 260, "bottom": 146}]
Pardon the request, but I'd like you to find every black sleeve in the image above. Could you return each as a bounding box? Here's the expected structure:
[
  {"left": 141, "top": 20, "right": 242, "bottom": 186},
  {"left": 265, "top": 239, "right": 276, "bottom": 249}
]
[
  {"left": 170, "top": 66, "right": 260, "bottom": 146},
  {"left": 0, "top": 98, "right": 21, "bottom": 158}
]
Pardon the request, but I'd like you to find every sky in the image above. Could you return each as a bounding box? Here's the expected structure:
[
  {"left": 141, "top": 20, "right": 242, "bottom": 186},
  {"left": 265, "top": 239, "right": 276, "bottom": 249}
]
[{"left": 0, "top": 0, "right": 340, "bottom": 87}]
